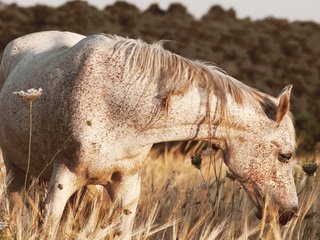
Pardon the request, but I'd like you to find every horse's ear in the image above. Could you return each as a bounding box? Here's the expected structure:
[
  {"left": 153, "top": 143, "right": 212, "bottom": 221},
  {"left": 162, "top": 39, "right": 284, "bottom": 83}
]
[{"left": 276, "top": 85, "right": 292, "bottom": 124}]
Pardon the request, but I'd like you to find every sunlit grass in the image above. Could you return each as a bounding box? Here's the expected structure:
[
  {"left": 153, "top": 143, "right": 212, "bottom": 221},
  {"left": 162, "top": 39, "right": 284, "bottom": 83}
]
[{"left": 0, "top": 147, "right": 319, "bottom": 239}]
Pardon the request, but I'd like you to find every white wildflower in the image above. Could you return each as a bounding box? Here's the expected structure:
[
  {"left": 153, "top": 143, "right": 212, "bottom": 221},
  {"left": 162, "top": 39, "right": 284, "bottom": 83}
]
[{"left": 13, "top": 88, "right": 43, "bottom": 102}]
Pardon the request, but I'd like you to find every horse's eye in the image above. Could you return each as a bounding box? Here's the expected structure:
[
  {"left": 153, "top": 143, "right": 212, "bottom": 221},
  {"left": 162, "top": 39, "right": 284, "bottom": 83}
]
[{"left": 278, "top": 153, "right": 292, "bottom": 163}]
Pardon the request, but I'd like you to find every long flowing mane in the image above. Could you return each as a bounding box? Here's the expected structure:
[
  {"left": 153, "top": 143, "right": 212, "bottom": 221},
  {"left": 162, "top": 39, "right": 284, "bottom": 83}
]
[{"left": 104, "top": 34, "right": 293, "bottom": 132}]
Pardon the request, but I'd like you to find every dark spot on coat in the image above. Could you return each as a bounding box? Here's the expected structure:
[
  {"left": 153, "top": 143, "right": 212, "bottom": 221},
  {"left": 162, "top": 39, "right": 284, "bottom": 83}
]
[
  {"left": 111, "top": 171, "right": 122, "bottom": 182},
  {"left": 123, "top": 209, "right": 132, "bottom": 215},
  {"left": 86, "top": 120, "right": 92, "bottom": 126}
]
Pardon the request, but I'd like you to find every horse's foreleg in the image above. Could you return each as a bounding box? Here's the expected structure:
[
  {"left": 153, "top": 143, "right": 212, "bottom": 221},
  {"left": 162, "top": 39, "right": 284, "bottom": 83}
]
[
  {"left": 3, "top": 158, "right": 27, "bottom": 212},
  {"left": 113, "top": 173, "right": 141, "bottom": 240},
  {"left": 43, "top": 163, "right": 84, "bottom": 239}
]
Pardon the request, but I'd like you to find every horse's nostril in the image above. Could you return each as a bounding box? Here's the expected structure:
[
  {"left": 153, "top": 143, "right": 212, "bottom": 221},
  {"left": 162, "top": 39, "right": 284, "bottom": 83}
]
[{"left": 279, "top": 209, "right": 296, "bottom": 225}]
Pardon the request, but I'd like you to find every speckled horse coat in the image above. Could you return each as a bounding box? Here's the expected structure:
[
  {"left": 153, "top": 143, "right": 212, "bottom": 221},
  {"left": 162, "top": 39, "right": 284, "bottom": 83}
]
[{"left": 0, "top": 31, "right": 298, "bottom": 239}]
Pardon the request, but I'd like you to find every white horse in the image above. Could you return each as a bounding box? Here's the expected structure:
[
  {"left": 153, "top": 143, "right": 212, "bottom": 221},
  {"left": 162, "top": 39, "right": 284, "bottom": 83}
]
[{"left": 0, "top": 31, "right": 297, "bottom": 239}]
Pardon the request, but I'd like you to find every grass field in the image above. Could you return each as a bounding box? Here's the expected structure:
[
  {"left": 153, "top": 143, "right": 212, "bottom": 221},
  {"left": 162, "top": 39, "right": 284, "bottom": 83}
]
[{"left": 0, "top": 146, "right": 319, "bottom": 239}]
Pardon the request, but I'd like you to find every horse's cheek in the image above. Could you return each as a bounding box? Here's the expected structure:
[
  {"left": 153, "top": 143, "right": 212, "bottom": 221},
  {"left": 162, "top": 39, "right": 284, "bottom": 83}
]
[{"left": 227, "top": 145, "right": 252, "bottom": 177}]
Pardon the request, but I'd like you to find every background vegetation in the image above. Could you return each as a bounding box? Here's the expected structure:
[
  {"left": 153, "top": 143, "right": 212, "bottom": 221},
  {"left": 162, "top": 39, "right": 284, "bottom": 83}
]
[{"left": 0, "top": 1, "right": 319, "bottom": 151}]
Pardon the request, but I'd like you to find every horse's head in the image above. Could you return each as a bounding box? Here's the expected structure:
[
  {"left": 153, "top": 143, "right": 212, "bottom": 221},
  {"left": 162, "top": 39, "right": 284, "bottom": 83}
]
[{"left": 223, "top": 85, "right": 297, "bottom": 225}]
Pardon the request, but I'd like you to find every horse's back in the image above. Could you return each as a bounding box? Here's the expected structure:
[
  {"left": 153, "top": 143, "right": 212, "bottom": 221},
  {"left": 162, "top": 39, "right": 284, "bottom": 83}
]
[{"left": 0, "top": 31, "right": 85, "bottom": 90}]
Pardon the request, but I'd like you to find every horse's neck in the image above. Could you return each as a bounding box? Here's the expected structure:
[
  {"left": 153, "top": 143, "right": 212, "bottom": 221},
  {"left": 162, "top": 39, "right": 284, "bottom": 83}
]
[
  {"left": 137, "top": 84, "right": 251, "bottom": 146},
  {"left": 141, "top": 80, "right": 271, "bottom": 148}
]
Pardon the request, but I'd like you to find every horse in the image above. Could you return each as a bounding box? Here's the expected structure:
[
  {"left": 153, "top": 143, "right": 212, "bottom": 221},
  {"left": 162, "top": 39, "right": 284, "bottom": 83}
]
[{"left": 0, "top": 31, "right": 298, "bottom": 239}]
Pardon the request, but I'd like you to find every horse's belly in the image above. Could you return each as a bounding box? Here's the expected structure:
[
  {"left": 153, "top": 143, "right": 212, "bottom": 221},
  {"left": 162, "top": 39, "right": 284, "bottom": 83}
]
[
  {"left": 0, "top": 82, "right": 53, "bottom": 180},
  {"left": 0, "top": 123, "right": 53, "bottom": 180}
]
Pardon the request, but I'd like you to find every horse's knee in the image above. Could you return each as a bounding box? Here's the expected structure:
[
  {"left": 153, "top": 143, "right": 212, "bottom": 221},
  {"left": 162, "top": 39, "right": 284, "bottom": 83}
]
[{"left": 8, "top": 191, "right": 23, "bottom": 213}]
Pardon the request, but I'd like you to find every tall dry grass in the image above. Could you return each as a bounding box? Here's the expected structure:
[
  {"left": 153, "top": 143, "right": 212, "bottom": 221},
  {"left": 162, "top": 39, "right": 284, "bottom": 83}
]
[{"left": 0, "top": 146, "right": 319, "bottom": 239}]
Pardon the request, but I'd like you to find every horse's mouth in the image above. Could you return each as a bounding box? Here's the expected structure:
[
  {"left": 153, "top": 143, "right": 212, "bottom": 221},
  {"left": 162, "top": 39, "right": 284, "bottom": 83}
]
[{"left": 243, "top": 183, "right": 297, "bottom": 225}]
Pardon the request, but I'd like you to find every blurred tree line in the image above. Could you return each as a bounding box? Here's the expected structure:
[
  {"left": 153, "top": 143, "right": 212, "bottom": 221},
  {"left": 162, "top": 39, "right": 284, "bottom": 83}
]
[{"left": 0, "top": 0, "right": 319, "bottom": 152}]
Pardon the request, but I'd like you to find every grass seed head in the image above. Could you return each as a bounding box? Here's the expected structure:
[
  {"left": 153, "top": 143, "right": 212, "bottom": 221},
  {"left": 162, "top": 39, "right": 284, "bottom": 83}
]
[
  {"left": 302, "top": 163, "right": 318, "bottom": 176},
  {"left": 191, "top": 154, "right": 202, "bottom": 170}
]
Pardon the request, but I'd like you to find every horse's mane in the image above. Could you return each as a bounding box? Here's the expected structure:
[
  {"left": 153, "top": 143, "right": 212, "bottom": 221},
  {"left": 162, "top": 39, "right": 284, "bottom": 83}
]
[{"left": 104, "top": 34, "right": 294, "bottom": 131}]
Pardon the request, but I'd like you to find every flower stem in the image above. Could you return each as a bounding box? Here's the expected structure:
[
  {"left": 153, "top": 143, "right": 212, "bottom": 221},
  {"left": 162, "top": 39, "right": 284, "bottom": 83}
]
[
  {"left": 24, "top": 101, "right": 32, "bottom": 192},
  {"left": 298, "top": 175, "right": 310, "bottom": 195}
]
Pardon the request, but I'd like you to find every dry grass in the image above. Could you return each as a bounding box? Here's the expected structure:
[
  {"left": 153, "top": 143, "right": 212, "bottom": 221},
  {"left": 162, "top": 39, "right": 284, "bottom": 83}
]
[{"left": 0, "top": 146, "right": 319, "bottom": 240}]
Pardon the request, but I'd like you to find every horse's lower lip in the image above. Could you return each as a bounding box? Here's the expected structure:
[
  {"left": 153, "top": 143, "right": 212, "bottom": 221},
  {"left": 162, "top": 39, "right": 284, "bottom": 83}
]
[{"left": 279, "top": 209, "right": 295, "bottom": 225}]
